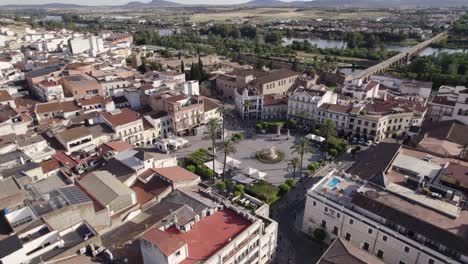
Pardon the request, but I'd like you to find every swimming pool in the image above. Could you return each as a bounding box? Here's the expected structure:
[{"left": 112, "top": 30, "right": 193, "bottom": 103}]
[{"left": 327, "top": 177, "right": 341, "bottom": 188}]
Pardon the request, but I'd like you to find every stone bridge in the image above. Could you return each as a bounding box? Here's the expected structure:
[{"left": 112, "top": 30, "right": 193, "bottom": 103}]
[{"left": 344, "top": 32, "right": 448, "bottom": 82}]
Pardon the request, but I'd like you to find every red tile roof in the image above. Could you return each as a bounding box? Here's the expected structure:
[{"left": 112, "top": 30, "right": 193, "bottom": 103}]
[
  {"left": 101, "top": 108, "right": 140, "bottom": 127},
  {"left": 0, "top": 90, "right": 13, "bottom": 102},
  {"left": 102, "top": 140, "right": 134, "bottom": 152},
  {"left": 263, "top": 94, "right": 288, "bottom": 106},
  {"left": 168, "top": 209, "right": 251, "bottom": 262},
  {"left": 143, "top": 228, "right": 186, "bottom": 256},
  {"left": 443, "top": 163, "right": 468, "bottom": 186},
  {"left": 40, "top": 159, "right": 60, "bottom": 174},
  {"left": 152, "top": 166, "right": 199, "bottom": 183},
  {"left": 164, "top": 94, "right": 188, "bottom": 103}
]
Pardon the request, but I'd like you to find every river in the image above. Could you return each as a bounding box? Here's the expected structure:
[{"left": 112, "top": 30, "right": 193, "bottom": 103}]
[{"left": 282, "top": 37, "right": 467, "bottom": 56}]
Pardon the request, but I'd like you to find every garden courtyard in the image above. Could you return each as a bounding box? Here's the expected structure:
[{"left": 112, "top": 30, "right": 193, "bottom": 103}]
[{"left": 176, "top": 131, "right": 327, "bottom": 186}]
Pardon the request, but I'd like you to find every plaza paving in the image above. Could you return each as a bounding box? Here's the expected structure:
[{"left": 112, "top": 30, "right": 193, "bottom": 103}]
[{"left": 175, "top": 129, "right": 326, "bottom": 185}]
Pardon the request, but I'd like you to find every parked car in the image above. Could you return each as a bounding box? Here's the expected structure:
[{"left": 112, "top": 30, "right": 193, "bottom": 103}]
[{"left": 365, "top": 140, "right": 373, "bottom": 146}]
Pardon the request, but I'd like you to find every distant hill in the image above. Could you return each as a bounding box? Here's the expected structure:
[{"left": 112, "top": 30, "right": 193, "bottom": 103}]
[
  {"left": 124, "top": 0, "right": 181, "bottom": 7},
  {"left": 305, "top": 0, "right": 468, "bottom": 7},
  {"left": 0, "top": 0, "right": 465, "bottom": 9},
  {"left": 243, "top": 0, "right": 291, "bottom": 7},
  {"left": 0, "top": 3, "right": 86, "bottom": 9}
]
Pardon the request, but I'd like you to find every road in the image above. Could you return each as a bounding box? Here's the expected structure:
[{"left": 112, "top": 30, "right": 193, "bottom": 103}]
[{"left": 270, "top": 175, "right": 327, "bottom": 264}]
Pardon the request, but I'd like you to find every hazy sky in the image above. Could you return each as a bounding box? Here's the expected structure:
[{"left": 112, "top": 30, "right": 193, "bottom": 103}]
[{"left": 0, "top": 0, "right": 308, "bottom": 5}]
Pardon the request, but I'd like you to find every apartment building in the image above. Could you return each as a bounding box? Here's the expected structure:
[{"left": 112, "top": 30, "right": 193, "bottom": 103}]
[
  {"left": 262, "top": 94, "right": 288, "bottom": 120},
  {"left": 428, "top": 86, "right": 468, "bottom": 125},
  {"left": 216, "top": 68, "right": 299, "bottom": 99},
  {"left": 287, "top": 86, "right": 338, "bottom": 125},
  {"left": 96, "top": 74, "right": 131, "bottom": 97},
  {"left": 26, "top": 65, "right": 63, "bottom": 90},
  {"left": 62, "top": 74, "right": 103, "bottom": 99},
  {"left": 101, "top": 108, "right": 144, "bottom": 146},
  {"left": 32, "top": 79, "right": 64, "bottom": 102},
  {"left": 140, "top": 200, "right": 277, "bottom": 264},
  {"left": 302, "top": 143, "right": 468, "bottom": 264},
  {"left": 315, "top": 99, "right": 416, "bottom": 142},
  {"left": 151, "top": 93, "right": 207, "bottom": 136},
  {"left": 341, "top": 79, "right": 380, "bottom": 100},
  {"left": 234, "top": 87, "right": 263, "bottom": 120}
]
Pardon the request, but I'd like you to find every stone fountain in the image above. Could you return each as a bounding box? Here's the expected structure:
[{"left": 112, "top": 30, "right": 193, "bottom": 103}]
[
  {"left": 256, "top": 145, "right": 284, "bottom": 164},
  {"left": 266, "top": 146, "right": 278, "bottom": 160}
]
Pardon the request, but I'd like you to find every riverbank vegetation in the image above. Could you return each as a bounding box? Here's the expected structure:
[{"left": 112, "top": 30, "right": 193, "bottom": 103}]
[{"left": 393, "top": 52, "right": 468, "bottom": 89}]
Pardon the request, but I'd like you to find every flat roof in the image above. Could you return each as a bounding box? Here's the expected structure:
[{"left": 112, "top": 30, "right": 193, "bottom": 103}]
[{"left": 147, "top": 209, "right": 251, "bottom": 262}]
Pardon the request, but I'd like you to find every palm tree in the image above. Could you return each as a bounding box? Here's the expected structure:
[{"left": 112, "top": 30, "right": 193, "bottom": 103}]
[
  {"left": 206, "top": 117, "right": 220, "bottom": 177},
  {"left": 216, "top": 105, "right": 229, "bottom": 142},
  {"left": 319, "top": 119, "right": 337, "bottom": 139},
  {"left": 291, "top": 138, "right": 313, "bottom": 180},
  {"left": 220, "top": 139, "right": 237, "bottom": 182},
  {"left": 288, "top": 157, "right": 300, "bottom": 179}
]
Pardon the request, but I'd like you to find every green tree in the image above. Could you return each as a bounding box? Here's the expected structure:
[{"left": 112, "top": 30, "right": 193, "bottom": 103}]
[
  {"left": 220, "top": 139, "right": 237, "bottom": 182},
  {"left": 291, "top": 138, "right": 313, "bottom": 180},
  {"left": 216, "top": 181, "right": 227, "bottom": 191},
  {"left": 285, "top": 178, "right": 295, "bottom": 188},
  {"left": 313, "top": 228, "right": 327, "bottom": 241},
  {"left": 307, "top": 162, "right": 319, "bottom": 173},
  {"left": 292, "top": 58, "right": 300, "bottom": 72},
  {"left": 319, "top": 119, "right": 337, "bottom": 139},
  {"left": 278, "top": 184, "right": 291, "bottom": 196},
  {"left": 206, "top": 118, "right": 221, "bottom": 178},
  {"left": 186, "top": 165, "right": 196, "bottom": 173},
  {"left": 288, "top": 157, "right": 300, "bottom": 179},
  {"left": 216, "top": 105, "right": 229, "bottom": 142},
  {"left": 234, "top": 184, "right": 244, "bottom": 194},
  {"left": 328, "top": 148, "right": 338, "bottom": 157}
]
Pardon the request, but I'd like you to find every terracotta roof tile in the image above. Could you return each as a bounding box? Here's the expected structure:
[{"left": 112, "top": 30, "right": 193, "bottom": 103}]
[
  {"left": 0, "top": 90, "right": 13, "bottom": 102},
  {"left": 101, "top": 108, "right": 140, "bottom": 127},
  {"left": 152, "top": 166, "right": 199, "bottom": 183},
  {"left": 143, "top": 228, "right": 186, "bottom": 256},
  {"left": 40, "top": 159, "right": 60, "bottom": 174}
]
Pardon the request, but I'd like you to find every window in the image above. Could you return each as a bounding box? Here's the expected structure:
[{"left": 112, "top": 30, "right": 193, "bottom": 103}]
[
  {"left": 362, "top": 242, "right": 370, "bottom": 251},
  {"left": 176, "top": 250, "right": 181, "bottom": 256},
  {"left": 404, "top": 246, "right": 410, "bottom": 253},
  {"left": 399, "top": 261, "right": 406, "bottom": 264},
  {"left": 333, "top": 226, "right": 339, "bottom": 235},
  {"left": 336, "top": 213, "right": 341, "bottom": 218},
  {"left": 321, "top": 220, "right": 327, "bottom": 228},
  {"left": 368, "top": 228, "right": 373, "bottom": 234},
  {"left": 377, "top": 250, "right": 384, "bottom": 259},
  {"left": 324, "top": 207, "right": 328, "bottom": 212},
  {"left": 345, "top": 233, "right": 351, "bottom": 241},
  {"left": 382, "top": 235, "right": 388, "bottom": 242},
  {"left": 349, "top": 219, "right": 354, "bottom": 225},
  {"left": 313, "top": 201, "right": 316, "bottom": 206},
  {"left": 428, "top": 259, "right": 435, "bottom": 264}
]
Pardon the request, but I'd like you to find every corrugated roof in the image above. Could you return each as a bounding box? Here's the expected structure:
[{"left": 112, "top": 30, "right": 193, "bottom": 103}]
[{"left": 78, "top": 171, "right": 133, "bottom": 206}]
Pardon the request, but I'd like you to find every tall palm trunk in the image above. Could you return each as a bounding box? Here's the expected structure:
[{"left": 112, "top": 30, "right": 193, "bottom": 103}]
[
  {"left": 212, "top": 138, "right": 216, "bottom": 179},
  {"left": 222, "top": 151, "right": 227, "bottom": 182},
  {"left": 299, "top": 153, "right": 304, "bottom": 180}
]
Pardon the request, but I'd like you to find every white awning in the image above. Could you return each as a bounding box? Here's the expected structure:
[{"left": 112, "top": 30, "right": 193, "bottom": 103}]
[
  {"left": 305, "top": 134, "right": 326, "bottom": 143},
  {"left": 232, "top": 174, "right": 256, "bottom": 184},
  {"left": 167, "top": 136, "right": 189, "bottom": 147},
  {"left": 243, "top": 167, "right": 258, "bottom": 176},
  {"left": 226, "top": 156, "right": 242, "bottom": 168},
  {"left": 203, "top": 160, "right": 224, "bottom": 175},
  {"left": 251, "top": 170, "right": 266, "bottom": 179}
]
